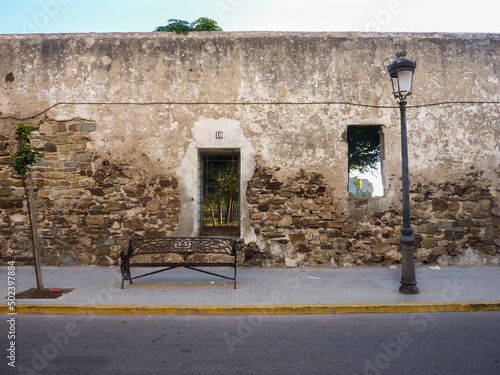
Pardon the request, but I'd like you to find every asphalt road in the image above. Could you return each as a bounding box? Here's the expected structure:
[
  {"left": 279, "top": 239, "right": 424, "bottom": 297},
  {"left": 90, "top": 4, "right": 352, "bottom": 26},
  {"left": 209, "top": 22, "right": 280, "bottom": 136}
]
[{"left": 1, "top": 312, "right": 499, "bottom": 375}]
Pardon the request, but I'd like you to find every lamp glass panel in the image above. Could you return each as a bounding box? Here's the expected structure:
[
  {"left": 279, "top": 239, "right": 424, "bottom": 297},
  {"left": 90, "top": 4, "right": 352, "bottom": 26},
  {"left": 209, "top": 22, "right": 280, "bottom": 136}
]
[
  {"left": 397, "top": 70, "right": 413, "bottom": 93},
  {"left": 391, "top": 77, "right": 398, "bottom": 96}
]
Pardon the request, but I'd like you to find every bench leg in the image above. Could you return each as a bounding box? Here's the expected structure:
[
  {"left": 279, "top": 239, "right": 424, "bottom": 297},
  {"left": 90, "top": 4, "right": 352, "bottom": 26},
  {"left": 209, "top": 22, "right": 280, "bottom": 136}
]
[{"left": 120, "top": 264, "right": 131, "bottom": 289}]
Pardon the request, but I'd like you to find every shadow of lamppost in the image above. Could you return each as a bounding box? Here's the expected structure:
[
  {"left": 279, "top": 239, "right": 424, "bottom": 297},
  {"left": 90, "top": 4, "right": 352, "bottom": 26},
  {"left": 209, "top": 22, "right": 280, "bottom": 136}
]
[{"left": 388, "top": 52, "right": 419, "bottom": 294}]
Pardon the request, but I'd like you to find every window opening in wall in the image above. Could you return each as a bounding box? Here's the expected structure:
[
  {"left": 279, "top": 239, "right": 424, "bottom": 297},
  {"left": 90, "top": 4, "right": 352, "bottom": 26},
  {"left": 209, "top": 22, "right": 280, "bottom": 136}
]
[
  {"left": 199, "top": 150, "right": 240, "bottom": 236},
  {"left": 347, "top": 125, "right": 384, "bottom": 198}
]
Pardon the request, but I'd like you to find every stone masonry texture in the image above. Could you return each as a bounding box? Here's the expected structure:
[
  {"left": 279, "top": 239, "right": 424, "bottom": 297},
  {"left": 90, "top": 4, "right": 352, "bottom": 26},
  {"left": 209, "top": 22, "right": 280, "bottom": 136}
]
[{"left": 0, "top": 32, "right": 499, "bottom": 267}]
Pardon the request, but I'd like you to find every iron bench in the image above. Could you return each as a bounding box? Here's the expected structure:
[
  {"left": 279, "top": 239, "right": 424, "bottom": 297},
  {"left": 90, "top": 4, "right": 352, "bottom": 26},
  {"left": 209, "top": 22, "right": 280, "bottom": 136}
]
[{"left": 120, "top": 237, "right": 237, "bottom": 289}]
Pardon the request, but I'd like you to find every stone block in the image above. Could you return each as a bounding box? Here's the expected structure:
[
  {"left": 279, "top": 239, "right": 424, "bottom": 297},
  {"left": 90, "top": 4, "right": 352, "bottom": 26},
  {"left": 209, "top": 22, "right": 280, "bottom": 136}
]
[
  {"left": 320, "top": 211, "right": 333, "bottom": 220},
  {"left": 267, "top": 213, "right": 281, "bottom": 221},
  {"left": 479, "top": 199, "right": 492, "bottom": 211},
  {"left": 472, "top": 211, "right": 489, "bottom": 219},
  {"left": 86, "top": 215, "right": 105, "bottom": 226},
  {"left": 0, "top": 186, "right": 13, "bottom": 196},
  {"left": 0, "top": 178, "right": 12, "bottom": 186},
  {"left": 470, "top": 227, "right": 481, "bottom": 235},
  {"left": 68, "top": 123, "right": 79, "bottom": 132},
  {"left": 472, "top": 220, "right": 486, "bottom": 227},
  {"left": 145, "top": 230, "right": 166, "bottom": 238},
  {"left": 422, "top": 238, "right": 437, "bottom": 248},
  {"left": 342, "top": 224, "right": 356, "bottom": 234},
  {"left": 384, "top": 249, "right": 401, "bottom": 263},
  {"left": 467, "top": 236, "right": 482, "bottom": 243},
  {"left": 44, "top": 142, "right": 57, "bottom": 152},
  {"left": 251, "top": 213, "right": 265, "bottom": 220},
  {"left": 327, "top": 229, "right": 342, "bottom": 238},
  {"left": 432, "top": 199, "right": 448, "bottom": 210},
  {"left": 105, "top": 201, "right": 124, "bottom": 211},
  {"left": 39, "top": 123, "right": 53, "bottom": 133},
  {"left": 74, "top": 151, "right": 94, "bottom": 162},
  {"left": 444, "top": 230, "right": 454, "bottom": 241},
  {"left": 453, "top": 185, "right": 464, "bottom": 196},
  {"left": 262, "top": 231, "right": 286, "bottom": 239},
  {"left": 167, "top": 198, "right": 181, "bottom": 209},
  {"left": 280, "top": 189, "right": 295, "bottom": 198},
  {"left": 257, "top": 202, "right": 270, "bottom": 212},
  {"left": 80, "top": 122, "right": 97, "bottom": 132},
  {"left": 95, "top": 255, "right": 112, "bottom": 266},
  {"left": 483, "top": 246, "right": 495, "bottom": 254},
  {"left": 463, "top": 202, "right": 476, "bottom": 211},
  {"left": 0, "top": 197, "right": 23, "bottom": 209},
  {"left": 440, "top": 221, "right": 453, "bottom": 228},
  {"left": 60, "top": 252, "right": 77, "bottom": 266},
  {"left": 269, "top": 197, "right": 288, "bottom": 205},
  {"left": 412, "top": 194, "right": 425, "bottom": 202},
  {"left": 45, "top": 172, "right": 65, "bottom": 179},
  {"left": 296, "top": 243, "right": 311, "bottom": 253},
  {"left": 381, "top": 229, "right": 394, "bottom": 238},
  {"left": 75, "top": 253, "right": 93, "bottom": 265},
  {"left": 289, "top": 233, "right": 306, "bottom": 242},
  {"left": 373, "top": 242, "right": 391, "bottom": 254},
  {"left": 49, "top": 189, "right": 61, "bottom": 198},
  {"left": 0, "top": 156, "right": 14, "bottom": 166},
  {"left": 484, "top": 226, "right": 495, "bottom": 239},
  {"left": 278, "top": 215, "right": 293, "bottom": 228},
  {"left": 302, "top": 199, "right": 320, "bottom": 211},
  {"left": 159, "top": 179, "right": 171, "bottom": 188},
  {"left": 146, "top": 199, "right": 160, "bottom": 211},
  {"left": 417, "top": 210, "right": 432, "bottom": 219},
  {"left": 356, "top": 229, "right": 372, "bottom": 237},
  {"left": 103, "top": 238, "right": 115, "bottom": 246},
  {"left": 87, "top": 187, "right": 105, "bottom": 196},
  {"left": 265, "top": 181, "right": 282, "bottom": 191}
]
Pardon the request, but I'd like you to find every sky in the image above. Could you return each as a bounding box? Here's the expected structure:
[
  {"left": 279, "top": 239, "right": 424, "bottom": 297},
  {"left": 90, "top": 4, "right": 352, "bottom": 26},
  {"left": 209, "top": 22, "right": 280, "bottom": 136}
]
[{"left": 1, "top": 0, "right": 499, "bottom": 34}]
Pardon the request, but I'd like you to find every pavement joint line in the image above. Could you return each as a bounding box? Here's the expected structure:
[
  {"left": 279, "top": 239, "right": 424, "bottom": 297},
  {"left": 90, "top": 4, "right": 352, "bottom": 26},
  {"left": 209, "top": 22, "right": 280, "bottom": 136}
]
[{"left": 1, "top": 301, "right": 500, "bottom": 315}]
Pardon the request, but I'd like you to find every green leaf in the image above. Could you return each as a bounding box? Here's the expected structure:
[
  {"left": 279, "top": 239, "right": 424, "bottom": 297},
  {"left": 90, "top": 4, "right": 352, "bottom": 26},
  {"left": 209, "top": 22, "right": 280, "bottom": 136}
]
[{"left": 9, "top": 122, "right": 44, "bottom": 176}]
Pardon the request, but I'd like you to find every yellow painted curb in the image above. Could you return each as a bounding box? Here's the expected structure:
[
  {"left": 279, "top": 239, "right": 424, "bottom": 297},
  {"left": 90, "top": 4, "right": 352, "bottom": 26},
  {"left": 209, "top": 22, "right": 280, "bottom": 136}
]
[{"left": 1, "top": 301, "right": 500, "bottom": 315}]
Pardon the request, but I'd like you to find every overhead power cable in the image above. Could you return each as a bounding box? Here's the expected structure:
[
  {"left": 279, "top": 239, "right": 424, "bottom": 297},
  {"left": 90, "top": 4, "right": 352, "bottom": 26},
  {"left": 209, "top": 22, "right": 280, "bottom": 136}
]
[{"left": 1, "top": 100, "right": 499, "bottom": 121}]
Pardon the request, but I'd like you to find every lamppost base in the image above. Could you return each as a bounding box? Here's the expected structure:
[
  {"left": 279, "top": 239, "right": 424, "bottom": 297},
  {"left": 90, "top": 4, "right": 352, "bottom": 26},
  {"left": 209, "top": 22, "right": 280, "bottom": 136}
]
[{"left": 399, "top": 283, "right": 419, "bottom": 294}]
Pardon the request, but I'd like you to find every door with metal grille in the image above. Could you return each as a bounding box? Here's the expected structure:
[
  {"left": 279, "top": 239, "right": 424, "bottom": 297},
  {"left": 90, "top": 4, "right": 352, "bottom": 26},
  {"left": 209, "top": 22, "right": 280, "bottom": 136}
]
[{"left": 199, "top": 150, "right": 240, "bottom": 236}]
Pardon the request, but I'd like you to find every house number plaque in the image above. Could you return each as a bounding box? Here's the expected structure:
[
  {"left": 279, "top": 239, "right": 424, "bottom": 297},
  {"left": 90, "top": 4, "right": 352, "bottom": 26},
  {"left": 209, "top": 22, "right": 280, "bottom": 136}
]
[{"left": 215, "top": 131, "right": 223, "bottom": 139}]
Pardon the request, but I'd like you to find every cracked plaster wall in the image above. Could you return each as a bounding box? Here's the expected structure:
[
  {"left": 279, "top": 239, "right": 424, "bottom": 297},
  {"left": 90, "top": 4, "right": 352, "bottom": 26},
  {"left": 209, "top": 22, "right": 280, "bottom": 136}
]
[{"left": 0, "top": 32, "right": 498, "bottom": 266}]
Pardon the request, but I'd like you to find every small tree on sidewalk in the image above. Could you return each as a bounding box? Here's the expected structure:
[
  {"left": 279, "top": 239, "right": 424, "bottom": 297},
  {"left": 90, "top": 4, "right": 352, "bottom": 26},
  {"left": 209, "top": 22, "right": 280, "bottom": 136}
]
[{"left": 9, "top": 123, "right": 45, "bottom": 290}]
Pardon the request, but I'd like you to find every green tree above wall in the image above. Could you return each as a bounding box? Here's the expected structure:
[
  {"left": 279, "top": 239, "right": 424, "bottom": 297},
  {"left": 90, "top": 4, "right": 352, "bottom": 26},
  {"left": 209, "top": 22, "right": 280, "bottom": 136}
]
[{"left": 155, "top": 17, "right": 223, "bottom": 33}]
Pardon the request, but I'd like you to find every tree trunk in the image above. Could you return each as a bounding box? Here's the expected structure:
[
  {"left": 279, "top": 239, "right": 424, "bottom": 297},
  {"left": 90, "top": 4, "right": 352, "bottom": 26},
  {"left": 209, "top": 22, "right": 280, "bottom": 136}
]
[{"left": 25, "top": 173, "right": 44, "bottom": 290}]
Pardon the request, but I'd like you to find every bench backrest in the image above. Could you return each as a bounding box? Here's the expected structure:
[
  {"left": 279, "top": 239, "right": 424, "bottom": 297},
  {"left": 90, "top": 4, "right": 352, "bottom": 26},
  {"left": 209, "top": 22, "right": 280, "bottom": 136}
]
[{"left": 127, "top": 237, "right": 236, "bottom": 257}]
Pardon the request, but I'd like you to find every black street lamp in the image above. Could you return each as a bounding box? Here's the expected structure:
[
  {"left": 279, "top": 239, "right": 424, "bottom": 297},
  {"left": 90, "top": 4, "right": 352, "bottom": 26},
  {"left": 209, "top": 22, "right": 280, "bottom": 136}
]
[{"left": 388, "top": 52, "right": 419, "bottom": 294}]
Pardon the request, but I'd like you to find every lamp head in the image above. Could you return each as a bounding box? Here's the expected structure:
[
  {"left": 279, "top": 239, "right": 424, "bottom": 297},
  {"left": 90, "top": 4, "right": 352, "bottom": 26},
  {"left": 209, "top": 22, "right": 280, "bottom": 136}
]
[{"left": 388, "top": 52, "right": 417, "bottom": 101}]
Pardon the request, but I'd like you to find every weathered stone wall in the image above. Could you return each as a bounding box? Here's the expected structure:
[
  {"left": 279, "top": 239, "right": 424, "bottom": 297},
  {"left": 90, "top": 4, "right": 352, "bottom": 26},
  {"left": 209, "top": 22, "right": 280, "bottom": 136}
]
[
  {"left": 243, "top": 166, "right": 499, "bottom": 267},
  {"left": 0, "top": 119, "right": 180, "bottom": 266},
  {"left": 0, "top": 32, "right": 499, "bottom": 266}
]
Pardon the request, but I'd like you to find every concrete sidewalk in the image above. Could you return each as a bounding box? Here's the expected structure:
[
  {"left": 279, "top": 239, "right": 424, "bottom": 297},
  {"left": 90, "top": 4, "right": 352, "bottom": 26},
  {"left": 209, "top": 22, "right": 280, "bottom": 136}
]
[{"left": 1, "top": 265, "right": 499, "bottom": 314}]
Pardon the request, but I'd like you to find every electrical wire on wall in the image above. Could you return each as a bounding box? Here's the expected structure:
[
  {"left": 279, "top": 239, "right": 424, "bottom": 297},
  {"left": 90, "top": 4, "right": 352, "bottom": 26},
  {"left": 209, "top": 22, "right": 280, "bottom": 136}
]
[{"left": 1, "top": 100, "right": 500, "bottom": 121}]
